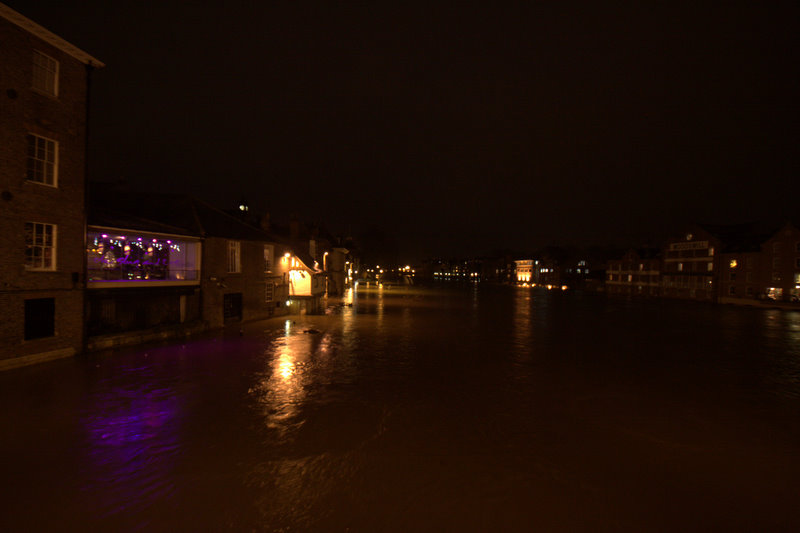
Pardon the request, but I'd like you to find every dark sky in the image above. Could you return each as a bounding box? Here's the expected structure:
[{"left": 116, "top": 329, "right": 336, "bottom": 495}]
[{"left": 10, "top": 2, "right": 799, "bottom": 261}]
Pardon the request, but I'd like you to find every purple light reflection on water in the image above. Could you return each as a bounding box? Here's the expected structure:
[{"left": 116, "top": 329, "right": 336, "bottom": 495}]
[{"left": 81, "top": 381, "right": 182, "bottom": 521}]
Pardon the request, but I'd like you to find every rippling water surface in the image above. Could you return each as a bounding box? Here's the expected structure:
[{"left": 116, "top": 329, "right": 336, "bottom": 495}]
[{"left": 2, "top": 285, "right": 799, "bottom": 531}]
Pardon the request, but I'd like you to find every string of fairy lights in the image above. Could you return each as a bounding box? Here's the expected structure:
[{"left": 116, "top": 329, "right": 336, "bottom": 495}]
[{"left": 89, "top": 234, "right": 183, "bottom": 255}]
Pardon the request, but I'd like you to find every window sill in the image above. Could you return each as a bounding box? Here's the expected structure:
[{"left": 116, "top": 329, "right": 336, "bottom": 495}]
[
  {"left": 31, "top": 87, "right": 59, "bottom": 100},
  {"left": 24, "top": 179, "right": 58, "bottom": 189}
]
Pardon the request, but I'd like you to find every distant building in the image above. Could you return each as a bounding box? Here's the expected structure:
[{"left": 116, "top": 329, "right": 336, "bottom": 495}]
[
  {"left": 514, "top": 259, "right": 534, "bottom": 283},
  {"left": 719, "top": 221, "right": 800, "bottom": 303},
  {"left": 535, "top": 247, "right": 568, "bottom": 287},
  {"left": 326, "top": 246, "right": 351, "bottom": 296},
  {"left": 660, "top": 227, "right": 720, "bottom": 301},
  {"left": 430, "top": 258, "right": 483, "bottom": 282},
  {"left": 0, "top": 5, "right": 103, "bottom": 369},
  {"left": 760, "top": 222, "right": 800, "bottom": 302},
  {"left": 606, "top": 249, "right": 661, "bottom": 297}
]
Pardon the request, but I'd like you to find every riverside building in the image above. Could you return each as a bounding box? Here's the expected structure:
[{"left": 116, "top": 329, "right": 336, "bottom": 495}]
[{"left": 0, "top": 4, "right": 103, "bottom": 369}]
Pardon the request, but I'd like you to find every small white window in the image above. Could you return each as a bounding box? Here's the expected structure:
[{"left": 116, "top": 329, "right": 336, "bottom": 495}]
[
  {"left": 227, "top": 241, "right": 241, "bottom": 273},
  {"left": 25, "top": 222, "right": 56, "bottom": 270},
  {"left": 26, "top": 134, "right": 58, "bottom": 186},
  {"left": 32, "top": 50, "right": 59, "bottom": 96}
]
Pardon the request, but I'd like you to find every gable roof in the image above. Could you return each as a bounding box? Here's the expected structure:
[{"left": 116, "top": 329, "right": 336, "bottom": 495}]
[{"left": 0, "top": 3, "right": 104, "bottom": 67}]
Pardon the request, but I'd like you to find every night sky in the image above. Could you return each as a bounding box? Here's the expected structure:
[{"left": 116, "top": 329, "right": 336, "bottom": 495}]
[{"left": 9, "top": 2, "right": 799, "bottom": 261}]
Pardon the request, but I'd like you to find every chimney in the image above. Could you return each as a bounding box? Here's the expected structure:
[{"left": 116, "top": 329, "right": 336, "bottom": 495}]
[
  {"left": 260, "top": 212, "right": 271, "bottom": 232},
  {"left": 290, "top": 217, "right": 299, "bottom": 239}
]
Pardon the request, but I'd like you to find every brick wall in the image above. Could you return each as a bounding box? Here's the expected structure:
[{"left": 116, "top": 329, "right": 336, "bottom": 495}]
[
  {"left": 201, "top": 238, "right": 289, "bottom": 329},
  {"left": 0, "top": 16, "right": 89, "bottom": 365}
]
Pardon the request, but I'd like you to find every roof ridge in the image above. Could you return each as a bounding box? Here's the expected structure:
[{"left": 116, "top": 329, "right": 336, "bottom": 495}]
[{"left": 0, "top": 3, "right": 104, "bottom": 67}]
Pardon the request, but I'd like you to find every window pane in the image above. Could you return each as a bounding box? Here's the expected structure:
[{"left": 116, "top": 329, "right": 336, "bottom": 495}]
[
  {"left": 32, "top": 51, "right": 58, "bottom": 96},
  {"left": 25, "top": 134, "right": 57, "bottom": 185}
]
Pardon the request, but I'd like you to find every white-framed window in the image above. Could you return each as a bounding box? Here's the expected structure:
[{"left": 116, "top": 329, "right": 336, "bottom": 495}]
[
  {"left": 26, "top": 134, "right": 58, "bottom": 186},
  {"left": 227, "top": 240, "right": 241, "bottom": 273},
  {"left": 32, "top": 50, "right": 59, "bottom": 96},
  {"left": 25, "top": 222, "right": 56, "bottom": 270},
  {"left": 264, "top": 244, "right": 274, "bottom": 272}
]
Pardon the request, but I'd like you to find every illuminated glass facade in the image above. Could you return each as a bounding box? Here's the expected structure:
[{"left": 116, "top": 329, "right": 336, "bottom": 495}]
[{"left": 87, "top": 230, "right": 199, "bottom": 283}]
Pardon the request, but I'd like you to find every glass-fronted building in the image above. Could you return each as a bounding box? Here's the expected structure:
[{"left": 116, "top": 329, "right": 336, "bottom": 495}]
[{"left": 87, "top": 229, "right": 200, "bottom": 286}]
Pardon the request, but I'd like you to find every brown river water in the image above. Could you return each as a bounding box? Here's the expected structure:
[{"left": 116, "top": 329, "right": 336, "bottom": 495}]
[{"left": 1, "top": 284, "right": 799, "bottom": 531}]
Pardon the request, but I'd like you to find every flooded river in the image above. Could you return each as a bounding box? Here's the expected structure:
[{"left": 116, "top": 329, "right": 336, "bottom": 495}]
[{"left": 2, "top": 284, "right": 799, "bottom": 531}]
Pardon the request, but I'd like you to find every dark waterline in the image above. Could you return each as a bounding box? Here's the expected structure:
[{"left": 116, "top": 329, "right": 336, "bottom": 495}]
[{"left": 1, "top": 285, "right": 799, "bottom": 531}]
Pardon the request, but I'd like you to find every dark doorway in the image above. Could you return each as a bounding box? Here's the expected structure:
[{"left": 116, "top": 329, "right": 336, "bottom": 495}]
[{"left": 223, "top": 293, "right": 243, "bottom": 322}]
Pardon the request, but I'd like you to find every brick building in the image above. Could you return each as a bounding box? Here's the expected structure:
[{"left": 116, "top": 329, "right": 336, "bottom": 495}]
[
  {"left": 0, "top": 5, "right": 103, "bottom": 369},
  {"left": 196, "top": 203, "right": 292, "bottom": 328}
]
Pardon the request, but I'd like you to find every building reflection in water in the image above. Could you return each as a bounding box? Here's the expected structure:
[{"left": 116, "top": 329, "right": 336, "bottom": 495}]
[{"left": 512, "top": 288, "right": 534, "bottom": 358}]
